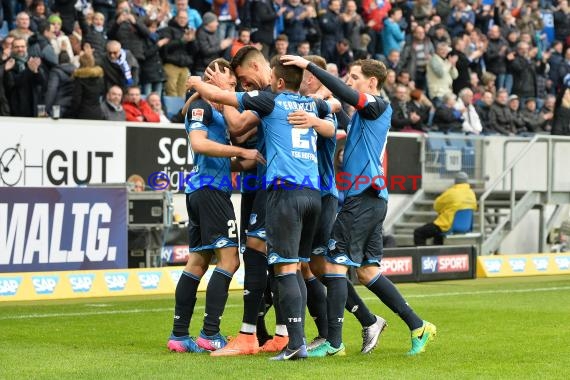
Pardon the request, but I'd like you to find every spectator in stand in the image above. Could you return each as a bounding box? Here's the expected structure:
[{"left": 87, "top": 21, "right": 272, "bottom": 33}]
[
  {"left": 456, "top": 88, "right": 482, "bottom": 135},
  {"left": 158, "top": 10, "right": 196, "bottom": 96},
  {"left": 230, "top": 28, "right": 255, "bottom": 58},
  {"left": 433, "top": 92, "right": 463, "bottom": 133},
  {"left": 450, "top": 35, "right": 472, "bottom": 95},
  {"left": 3, "top": 37, "right": 46, "bottom": 117},
  {"left": 9, "top": 12, "right": 34, "bottom": 42},
  {"left": 173, "top": 0, "right": 202, "bottom": 30},
  {"left": 554, "top": 0, "right": 570, "bottom": 47},
  {"left": 489, "top": 88, "right": 515, "bottom": 135},
  {"left": 108, "top": 0, "right": 150, "bottom": 67},
  {"left": 383, "top": 68, "right": 397, "bottom": 100},
  {"left": 508, "top": 41, "right": 546, "bottom": 102},
  {"left": 480, "top": 71, "right": 496, "bottom": 96},
  {"left": 78, "top": 11, "right": 108, "bottom": 65},
  {"left": 195, "top": 12, "right": 233, "bottom": 76},
  {"left": 273, "top": 33, "right": 289, "bottom": 57},
  {"left": 139, "top": 17, "right": 167, "bottom": 96},
  {"left": 27, "top": 20, "right": 58, "bottom": 70},
  {"left": 469, "top": 72, "right": 483, "bottom": 102},
  {"left": 508, "top": 94, "right": 527, "bottom": 134},
  {"left": 45, "top": 51, "right": 75, "bottom": 118},
  {"left": 447, "top": 0, "right": 475, "bottom": 37},
  {"left": 380, "top": 49, "right": 401, "bottom": 72},
  {"left": 101, "top": 84, "right": 126, "bottom": 121},
  {"left": 413, "top": 171, "right": 477, "bottom": 246},
  {"left": 391, "top": 83, "right": 426, "bottom": 133},
  {"left": 48, "top": 15, "right": 75, "bottom": 63},
  {"left": 145, "top": 0, "right": 172, "bottom": 29},
  {"left": 556, "top": 48, "right": 570, "bottom": 94},
  {"left": 123, "top": 85, "right": 160, "bottom": 122},
  {"left": 521, "top": 98, "right": 550, "bottom": 134},
  {"left": 552, "top": 87, "right": 570, "bottom": 136},
  {"left": 341, "top": 0, "right": 365, "bottom": 51},
  {"left": 400, "top": 25, "right": 434, "bottom": 91},
  {"left": 541, "top": 94, "right": 556, "bottom": 132},
  {"left": 475, "top": 3, "right": 493, "bottom": 35},
  {"left": 413, "top": 0, "right": 432, "bottom": 25},
  {"left": 92, "top": 0, "right": 117, "bottom": 30},
  {"left": 319, "top": 0, "right": 343, "bottom": 62},
  {"left": 147, "top": 91, "right": 170, "bottom": 122},
  {"left": 361, "top": 0, "right": 391, "bottom": 58},
  {"left": 296, "top": 40, "right": 311, "bottom": 56},
  {"left": 326, "top": 62, "right": 338, "bottom": 77},
  {"left": 382, "top": 7, "right": 404, "bottom": 57},
  {"left": 101, "top": 40, "right": 140, "bottom": 91},
  {"left": 283, "top": 0, "right": 312, "bottom": 54},
  {"left": 51, "top": 0, "right": 82, "bottom": 35},
  {"left": 427, "top": 42, "right": 458, "bottom": 104},
  {"left": 71, "top": 50, "right": 105, "bottom": 120},
  {"left": 189, "top": 0, "right": 211, "bottom": 15},
  {"left": 547, "top": 41, "right": 564, "bottom": 94},
  {"left": 29, "top": 0, "right": 51, "bottom": 33},
  {"left": 408, "top": 88, "right": 432, "bottom": 131},
  {"left": 250, "top": 0, "right": 282, "bottom": 58},
  {"left": 476, "top": 90, "right": 494, "bottom": 133},
  {"left": 330, "top": 38, "right": 353, "bottom": 78},
  {"left": 212, "top": 0, "right": 239, "bottom": 40},
  {"left": 485, "top": 25, "right": 510, "bottom": 95}
]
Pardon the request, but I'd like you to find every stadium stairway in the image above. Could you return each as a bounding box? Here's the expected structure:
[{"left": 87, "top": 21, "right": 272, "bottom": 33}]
[{"left": 386, "top": 189, "right": 570, "bottom": 255}]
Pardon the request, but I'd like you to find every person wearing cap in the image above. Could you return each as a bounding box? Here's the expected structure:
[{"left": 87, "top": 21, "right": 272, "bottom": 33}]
[
  {"left": 508, "top": 94, "right": 527, "bottom": 134},
  {"left": 47, "top": 14, "right": 74, "bottom": 63},
  {"left": 413, "top": 171, "right": 477, "bottom": 246},
  {"left": 194, "top": 12, "right": 233, "bottom": 76}
]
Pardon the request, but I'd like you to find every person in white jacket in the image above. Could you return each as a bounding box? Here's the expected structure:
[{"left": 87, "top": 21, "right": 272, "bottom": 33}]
[
  {"left": 426, "top": 42, "right": 458, "bottom": 104},
  {"left": 455, "top": 88, "right": 482, "bottom": 134}
]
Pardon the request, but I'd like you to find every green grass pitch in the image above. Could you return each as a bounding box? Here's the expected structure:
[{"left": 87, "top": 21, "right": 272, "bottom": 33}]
[{"left": 1, "top": 275, "right": 569, "bottom": 379}]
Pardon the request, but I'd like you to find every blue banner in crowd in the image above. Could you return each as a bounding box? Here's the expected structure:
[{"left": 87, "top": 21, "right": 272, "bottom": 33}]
[{"left": 0, "top": 187, "right": 128, "bottom": 273}]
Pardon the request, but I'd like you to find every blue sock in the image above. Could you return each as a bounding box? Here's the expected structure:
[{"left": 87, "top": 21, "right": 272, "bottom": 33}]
[
  {"left": 366, "top": 274, "right": 423, "bottom": 330},
  {"left": 305, "top": 276, "right": 328, "bottom": 338},
  {"left": 173, "top": 271, "right": 201, "bottom": 337},
  {"left": 203, "top": 268, "right": 233, "bottom": 336}
]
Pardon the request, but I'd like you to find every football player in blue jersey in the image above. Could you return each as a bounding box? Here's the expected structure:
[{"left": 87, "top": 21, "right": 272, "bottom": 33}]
[
  {"left": 167, "top": 59, "right": 264, "bottom": 354},
  {"left": 282, "top": 55, "right": 437, "bottom": 357},
  {"left": 188, "top": 56, "right": 338, "bottom": 360},
  {"left": 295, "top": 55, "right": 388, "bottom": 355}
]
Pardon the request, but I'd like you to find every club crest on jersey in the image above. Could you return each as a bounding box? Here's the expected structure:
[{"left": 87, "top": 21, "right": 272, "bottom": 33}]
[{"left": 192, "top": 108, "right": 204, "bottom": 121}]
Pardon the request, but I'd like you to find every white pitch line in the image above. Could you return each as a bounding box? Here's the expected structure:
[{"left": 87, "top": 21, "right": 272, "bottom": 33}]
[{"left": 1, "top": 285, "right": 569, "bottom": 321}]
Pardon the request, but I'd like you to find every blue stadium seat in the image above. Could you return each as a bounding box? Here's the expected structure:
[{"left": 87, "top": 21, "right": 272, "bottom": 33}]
[
  {"left": 162, "top": 96, "right": 185, "bottom": 120},
  {"left": 443, "top": 209, "right": 474, "bottom": 235}
]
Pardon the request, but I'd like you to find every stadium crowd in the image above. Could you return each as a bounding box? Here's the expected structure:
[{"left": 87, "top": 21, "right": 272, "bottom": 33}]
[{"left": 0, "top": 0, "right": 569, "bottom": 134}]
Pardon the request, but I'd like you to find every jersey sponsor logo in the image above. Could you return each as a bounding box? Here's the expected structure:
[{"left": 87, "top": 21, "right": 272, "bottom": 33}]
[
  {"left": 532, "top": 257, "right": 549, "bottom": 271},
  {"left": 32, "top": 275, "right": 59, "bottom": 295},
  {"left": 380, "top": 257, "right": 413, "bottom": 275},
  {"left": 191, "top": 108, "right": 204, "bottom": 121},
  {"left": 508, "top": 258, "right": 526, "bottom": 273},
  {"left": 0, "top": 277, "right": 22, "bottom": 296},
  {"left": 104, "top": 273, "right": 129, "bottom": 291},
  {"left": 137, "top": 272, "right": 161, "bottom": 290},
  {"left": 483, "top": 258, "right": 502, "bottom": 273},
  {"left": 68, "top": 274, "right": 95, "bottom": 293}
]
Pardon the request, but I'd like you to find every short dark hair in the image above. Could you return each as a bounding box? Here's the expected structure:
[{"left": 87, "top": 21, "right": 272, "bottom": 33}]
[
  {"left": 231, "top": 45, "right": 264, "bottom": 72},
  {"left": 206, "top": 58, "right": 233, "bottom": 80},
  {"left": 350, "top": 59, "right": 388, "bottom": 90},
  {"left": 270, "top": 55, "right": 302, "bottom": 91}
]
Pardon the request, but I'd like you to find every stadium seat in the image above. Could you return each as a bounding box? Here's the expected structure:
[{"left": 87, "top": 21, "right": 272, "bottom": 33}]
[
  {"left": 162, "top": 96, "right": 185, "bottom": 120},
  {"left": 443, "top": 209, "right": 474, "bottom": 236}
]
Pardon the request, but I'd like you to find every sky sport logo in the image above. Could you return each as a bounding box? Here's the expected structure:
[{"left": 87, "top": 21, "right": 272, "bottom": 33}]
[{"left": 147, "top": 171, "right": 421, "bottom": 192}]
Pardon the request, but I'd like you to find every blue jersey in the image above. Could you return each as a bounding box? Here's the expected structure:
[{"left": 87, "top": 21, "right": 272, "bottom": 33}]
[
  {"left": 343, "top": 94, "right": 391, "bottom": 200},
  {"left": 317, "top": 125, "right": 338, "bottom": 198},
  {"left": 185, "top": 99, "right": 232, "bottom": 194},
  {"left": 236, "top": 90, "right": 332, "bottom": 190}
]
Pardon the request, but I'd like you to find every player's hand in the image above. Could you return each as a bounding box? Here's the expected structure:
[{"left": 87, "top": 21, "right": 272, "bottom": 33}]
[
  {"left": 240, "top": 149, "right": 266, "bottom": 165},
  {"left": 288, "top": 109, "right": 315, "bottom": 129},
  {"left": 186, "top": 76, "right": 202, "bottom": 90},
  {"left": 281, "top": 55, "right": 310, "bottom": 70},
  {"left": 205, "top": 62, "right": 233, "bottom": 90}
]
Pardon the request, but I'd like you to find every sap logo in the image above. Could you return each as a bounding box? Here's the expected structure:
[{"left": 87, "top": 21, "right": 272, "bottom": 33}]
[
  {"left": 555, "top": 256, "right": 570, "bottom": 270},
  {"left": 0, "top": 277, "right": 22, "bottom": 296},
  {"left": 532, "top": 258, "right": 549, "bottom": 271},
  {"left": 138, "top": 272, "right": 161, "bottom": 290},
  {"left": 508, "top": 258, "right": 526, "bottom": 273},
  {"left": 68, "top": 274, "right": 94, "bottom": 293},
  {"left": 104, "top": 273, "right": 129, "bottom": 291},
  {"left": 249, "top": 213, "right": 257, "bottom": 225},
  {"left": 268, "top": 254, "right": 278, "bottom": 264},
  {"left": 169, "top": 270, "right": 182, "bottom": 286},
  {"left": 32, "top": 276, "right": 59, "bottom": 295},
  {"left": 421, "top": 256, "right": 438, "bottom": 273},
  {"left": 214, "top": 239, "right": 230, "bottom": 248},
  {"left": 484, "top": 259, "right": 502, "bottom": 273}
]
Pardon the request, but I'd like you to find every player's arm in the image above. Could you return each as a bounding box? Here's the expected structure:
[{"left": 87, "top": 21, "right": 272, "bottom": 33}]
[
  {"left": 223, "top": 106, "right": 260, "bottom": 137},
  {"left": 188, "top": 76, "right": 240, "bottom": 108},
  {"left": 231, "top": 158, "right": 257, "bottom": 171},
  {"left": 189, "top": 129, "right": 259, "bottom": 159},
  {"left": 231, "top": 127, "right": 258, "bottom": 145},
  {"left": 287, "top": 110, "right": 335, "bottom": 138}
]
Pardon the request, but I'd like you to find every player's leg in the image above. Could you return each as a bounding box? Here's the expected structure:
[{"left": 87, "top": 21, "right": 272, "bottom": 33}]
[{"left": 358, "top": 198, "right": 436, "bottom": 355}]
